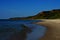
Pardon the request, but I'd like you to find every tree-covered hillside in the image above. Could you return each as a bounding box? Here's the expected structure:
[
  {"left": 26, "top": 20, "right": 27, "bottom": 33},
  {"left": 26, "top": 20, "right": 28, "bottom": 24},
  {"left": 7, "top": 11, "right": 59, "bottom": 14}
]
[
  {"left": 33, "top": 9, "right": 60, "bottom": 19},
  {"left": 9, "top": 9, "right": 60, "bottom": 20}
]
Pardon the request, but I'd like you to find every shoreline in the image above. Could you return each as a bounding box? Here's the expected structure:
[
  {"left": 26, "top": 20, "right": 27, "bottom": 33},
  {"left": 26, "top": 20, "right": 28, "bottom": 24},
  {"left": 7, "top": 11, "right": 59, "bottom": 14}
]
[{"left": 35, "top": 19, "right": 60, "bottom": 40}]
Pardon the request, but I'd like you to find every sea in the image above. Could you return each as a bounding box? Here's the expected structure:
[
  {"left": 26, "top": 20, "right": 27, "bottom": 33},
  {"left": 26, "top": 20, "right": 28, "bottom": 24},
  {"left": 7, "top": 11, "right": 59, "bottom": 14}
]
[{"left": 0, "top": 20, "right": 47, "bottom": 40}]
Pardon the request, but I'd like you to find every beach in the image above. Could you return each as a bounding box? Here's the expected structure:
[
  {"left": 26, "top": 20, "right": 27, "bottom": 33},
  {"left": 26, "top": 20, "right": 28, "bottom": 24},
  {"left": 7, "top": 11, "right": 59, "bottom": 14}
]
[{"left": 36, "top": 19, "right": 60, "bottom": 40}]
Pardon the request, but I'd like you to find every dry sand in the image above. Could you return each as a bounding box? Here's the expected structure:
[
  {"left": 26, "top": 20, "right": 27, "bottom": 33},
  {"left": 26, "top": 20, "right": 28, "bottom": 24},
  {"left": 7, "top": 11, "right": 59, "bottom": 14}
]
[{"left": 36, "top": 19, "right": 60, "bottom": 40}]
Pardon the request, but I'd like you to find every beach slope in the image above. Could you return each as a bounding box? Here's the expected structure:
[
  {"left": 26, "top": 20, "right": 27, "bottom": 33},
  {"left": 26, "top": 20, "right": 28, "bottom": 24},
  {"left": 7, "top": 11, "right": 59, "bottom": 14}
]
[{"left": 36, "top": 19, "right": 60, "bottom": 40}]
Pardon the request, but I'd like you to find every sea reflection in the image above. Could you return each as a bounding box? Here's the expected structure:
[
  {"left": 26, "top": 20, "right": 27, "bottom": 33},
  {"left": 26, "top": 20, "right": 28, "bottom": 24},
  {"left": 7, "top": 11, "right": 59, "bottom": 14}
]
[
  {"left": 0, "top": 20, "right": 46, "bottom": 40},
  {"left": 9, "top": 24, "right": 32, "bottom": 40}
]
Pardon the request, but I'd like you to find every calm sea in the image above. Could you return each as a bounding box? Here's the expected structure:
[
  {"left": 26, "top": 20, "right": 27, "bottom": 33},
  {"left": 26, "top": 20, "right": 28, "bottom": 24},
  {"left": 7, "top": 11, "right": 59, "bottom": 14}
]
[{"left": 0, "top": 20, "right": 47, "bottom": 40}]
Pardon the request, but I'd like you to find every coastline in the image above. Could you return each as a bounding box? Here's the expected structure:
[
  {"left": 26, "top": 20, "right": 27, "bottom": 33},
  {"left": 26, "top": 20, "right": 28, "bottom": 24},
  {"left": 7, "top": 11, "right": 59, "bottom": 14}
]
[{"left": 35, "top": 19, "right": 60, "bottom": 40}]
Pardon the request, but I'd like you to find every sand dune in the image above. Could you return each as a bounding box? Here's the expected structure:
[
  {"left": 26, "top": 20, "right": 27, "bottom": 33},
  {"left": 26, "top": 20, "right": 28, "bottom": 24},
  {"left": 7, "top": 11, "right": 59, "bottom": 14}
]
[{"left": 36, "top": 19, "right": 60, "bottom": 40}]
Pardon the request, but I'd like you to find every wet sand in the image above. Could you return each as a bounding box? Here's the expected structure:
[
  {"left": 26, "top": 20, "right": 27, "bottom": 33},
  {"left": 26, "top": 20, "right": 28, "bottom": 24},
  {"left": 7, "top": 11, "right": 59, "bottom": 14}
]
[{"left": 36, "top": 19, "right": 60, "bottom": 40}]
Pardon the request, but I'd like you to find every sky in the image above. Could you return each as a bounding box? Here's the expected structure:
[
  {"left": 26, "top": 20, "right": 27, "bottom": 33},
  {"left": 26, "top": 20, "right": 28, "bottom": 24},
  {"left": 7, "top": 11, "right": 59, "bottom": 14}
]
[{"left": 0, "top": 0, "right": 60, "bottom": 19}]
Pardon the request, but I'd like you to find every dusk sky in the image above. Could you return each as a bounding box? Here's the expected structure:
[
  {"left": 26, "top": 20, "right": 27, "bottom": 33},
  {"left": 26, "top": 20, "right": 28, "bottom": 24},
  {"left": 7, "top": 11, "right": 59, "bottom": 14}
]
[{"left": 0, "top": 0, "right": 60, "bottom": 19}]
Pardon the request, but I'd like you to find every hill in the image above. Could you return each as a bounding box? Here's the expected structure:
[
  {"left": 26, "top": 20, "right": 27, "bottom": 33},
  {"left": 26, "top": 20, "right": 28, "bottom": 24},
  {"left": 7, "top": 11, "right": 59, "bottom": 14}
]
[{"left": 9, "top": 9, "right": 60, "bottom": 20}]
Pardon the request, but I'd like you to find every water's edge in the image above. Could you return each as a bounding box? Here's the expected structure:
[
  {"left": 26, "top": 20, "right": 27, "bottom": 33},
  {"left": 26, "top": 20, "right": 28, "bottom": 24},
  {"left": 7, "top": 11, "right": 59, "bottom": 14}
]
[{"left": 0, "top": 20, "right": 47, "bottom": 40}]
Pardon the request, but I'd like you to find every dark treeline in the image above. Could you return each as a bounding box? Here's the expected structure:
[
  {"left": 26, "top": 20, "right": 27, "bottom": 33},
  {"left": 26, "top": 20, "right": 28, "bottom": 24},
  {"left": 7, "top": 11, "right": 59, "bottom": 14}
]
[{"left": 9, "top": 9, "right": 60, "bottom": 20}]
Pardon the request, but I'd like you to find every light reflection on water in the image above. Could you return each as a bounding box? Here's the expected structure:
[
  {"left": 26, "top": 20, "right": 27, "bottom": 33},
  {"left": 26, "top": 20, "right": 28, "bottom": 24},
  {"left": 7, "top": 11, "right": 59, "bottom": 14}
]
[
  {"left": 0, "top": 20, "right": 46, "bottom": 40},
  {"left": 25, "top": 24, "right": 46, "bottom": 40}
]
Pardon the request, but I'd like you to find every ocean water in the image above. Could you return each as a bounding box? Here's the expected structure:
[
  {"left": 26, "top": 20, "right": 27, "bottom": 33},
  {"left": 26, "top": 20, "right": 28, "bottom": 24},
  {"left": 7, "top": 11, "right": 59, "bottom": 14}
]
[{"left": 0, "top": 20, "right": 47, "bottom": 40}]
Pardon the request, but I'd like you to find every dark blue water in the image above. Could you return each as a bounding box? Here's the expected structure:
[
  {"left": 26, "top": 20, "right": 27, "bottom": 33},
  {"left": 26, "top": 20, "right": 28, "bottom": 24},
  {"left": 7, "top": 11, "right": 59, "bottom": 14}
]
[{"left": 0, "top": 20, "right": 46, "bottom": 40}]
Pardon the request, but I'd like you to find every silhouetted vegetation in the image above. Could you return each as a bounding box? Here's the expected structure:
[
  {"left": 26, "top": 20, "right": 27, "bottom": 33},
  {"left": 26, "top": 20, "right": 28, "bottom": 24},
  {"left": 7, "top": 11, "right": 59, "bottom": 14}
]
[{"left": 9, "top": 9, "right": 60, "bottom": 20}]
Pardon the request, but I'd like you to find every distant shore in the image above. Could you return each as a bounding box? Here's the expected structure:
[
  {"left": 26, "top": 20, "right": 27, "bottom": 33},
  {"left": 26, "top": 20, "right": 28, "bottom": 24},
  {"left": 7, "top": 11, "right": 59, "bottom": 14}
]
[{"left": 35, "top": 19, "right": 60, "bottom": 40}]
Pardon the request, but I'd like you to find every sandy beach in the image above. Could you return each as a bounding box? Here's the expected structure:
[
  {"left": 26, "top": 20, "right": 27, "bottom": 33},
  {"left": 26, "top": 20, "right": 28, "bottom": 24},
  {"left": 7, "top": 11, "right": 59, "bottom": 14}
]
[{"left": 36, "top": 19, "right": 60, "bottom": 40}]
